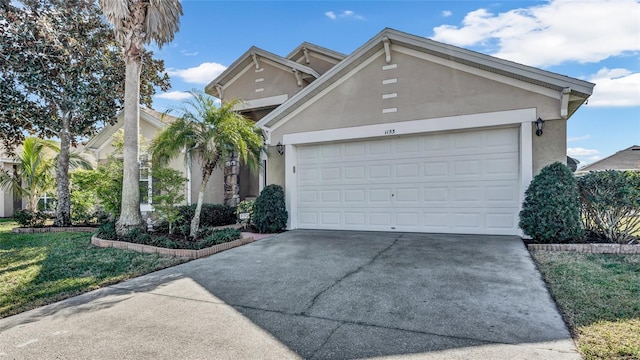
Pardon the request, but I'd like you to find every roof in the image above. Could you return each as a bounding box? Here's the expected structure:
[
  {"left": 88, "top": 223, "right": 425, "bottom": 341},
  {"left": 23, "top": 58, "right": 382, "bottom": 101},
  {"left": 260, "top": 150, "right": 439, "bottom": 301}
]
[
  {"left": 204, "top": 46, "right": 321, "bottom": 99},
  {"left": 577, "top": 145, "right": 640, "bottom": 173},
  {"left": 256, "top": 27, "right": 595, "bottom": 129},
  {"left": 81, "top": 107, "right": 176, "bottom": 152},
  {"left": 286, "top": 42, "right": 346, "bottom": 62}
]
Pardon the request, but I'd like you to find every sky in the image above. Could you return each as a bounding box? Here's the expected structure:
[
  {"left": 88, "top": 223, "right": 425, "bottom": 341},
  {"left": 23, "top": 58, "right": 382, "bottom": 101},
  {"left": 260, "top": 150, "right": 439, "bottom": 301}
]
[{"left": 149, "top": 0, "right": 640, "bottom": 167}]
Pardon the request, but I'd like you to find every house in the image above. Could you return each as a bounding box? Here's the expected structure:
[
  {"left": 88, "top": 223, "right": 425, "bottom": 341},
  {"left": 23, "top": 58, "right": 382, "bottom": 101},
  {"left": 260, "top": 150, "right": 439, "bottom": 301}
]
[
  {"left": 80, "top": 107, "right": 211, "bottom": 213},
  {"left": 206, "top": 27, "right": 594, "bottom": 236},
  {"left": 0, "top": 148, "right": 18, "bottom": 217},
  {"left": 576, "top": 145, "right": 640, "bottom": 175}
]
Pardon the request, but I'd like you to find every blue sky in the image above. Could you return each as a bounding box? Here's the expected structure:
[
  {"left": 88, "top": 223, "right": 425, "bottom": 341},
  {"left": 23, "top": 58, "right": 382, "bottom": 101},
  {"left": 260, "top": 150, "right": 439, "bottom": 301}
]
[{"left": 150, "top": 0, "right": 640, "bottom": 166}]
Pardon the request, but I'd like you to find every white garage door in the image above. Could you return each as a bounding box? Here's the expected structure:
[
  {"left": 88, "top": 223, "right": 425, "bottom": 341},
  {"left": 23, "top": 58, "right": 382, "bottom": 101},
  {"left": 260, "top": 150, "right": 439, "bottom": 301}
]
[{"left": 295, "top": 127, "right": 521, "bottom": 235}]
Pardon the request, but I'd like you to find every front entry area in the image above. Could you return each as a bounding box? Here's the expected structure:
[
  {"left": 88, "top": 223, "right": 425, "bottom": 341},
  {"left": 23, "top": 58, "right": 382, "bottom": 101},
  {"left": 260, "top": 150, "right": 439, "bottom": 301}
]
[{"left": 295, "top": 127, "right": 521, "bottom": 235}]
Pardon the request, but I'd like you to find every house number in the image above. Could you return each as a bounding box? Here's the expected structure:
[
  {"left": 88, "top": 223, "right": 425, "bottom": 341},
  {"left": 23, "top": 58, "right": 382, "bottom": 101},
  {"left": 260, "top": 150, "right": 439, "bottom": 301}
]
[{"left": 384, "top": 129, "right": 396, "bottom": 135}]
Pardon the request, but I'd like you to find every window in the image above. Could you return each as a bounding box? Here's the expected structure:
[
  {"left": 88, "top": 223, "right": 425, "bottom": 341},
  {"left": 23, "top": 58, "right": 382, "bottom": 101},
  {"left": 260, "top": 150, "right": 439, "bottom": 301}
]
[{"left": 139, "top": 155, "right": 152, "bottom": 205}]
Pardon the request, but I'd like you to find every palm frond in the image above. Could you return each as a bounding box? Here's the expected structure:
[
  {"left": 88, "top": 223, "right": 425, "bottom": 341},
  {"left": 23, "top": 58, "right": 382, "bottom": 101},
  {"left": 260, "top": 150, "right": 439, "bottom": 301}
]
[{"left": 146, "top": 0, "right": 183, "bottom": 48}]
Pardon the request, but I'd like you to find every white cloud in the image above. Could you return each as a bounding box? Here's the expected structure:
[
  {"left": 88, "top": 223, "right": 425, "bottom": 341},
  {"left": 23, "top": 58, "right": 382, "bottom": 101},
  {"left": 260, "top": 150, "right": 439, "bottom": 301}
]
[
  {"left": 155, "top": 91, "right": 193, "bottom": 101},
  {"left": 567, "top": 135, "right": 591, "bottom": 142},
  {"left": 567, "top": 147, "right": 600, "bottom": 157},
  {"left": 325, "top": 10, "right": 365, "bottom": 20},
  {"left": 587, "top": 68, "right": 640, "bottom": 107},
  {"left": 181, "top": 50, "right": 198, "bottom": 57},
  {"left": 167, "top": 62, "right": 227, "bottom": 84},
  {"left": 442, "top": 10, "right": 452, "bottom": 17},
  {"left": 431, "top": 0, "right": 640, "bottom": 67}
]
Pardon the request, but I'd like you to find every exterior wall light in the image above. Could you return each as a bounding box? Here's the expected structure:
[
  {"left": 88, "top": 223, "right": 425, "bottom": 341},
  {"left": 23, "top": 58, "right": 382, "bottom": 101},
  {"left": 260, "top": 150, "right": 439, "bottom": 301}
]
[
  {"left": 276, "top": 142, "right": 285, "bottom": 155},
  {"left": 535, "top": 117, "right": 545, "bottom": 136}
]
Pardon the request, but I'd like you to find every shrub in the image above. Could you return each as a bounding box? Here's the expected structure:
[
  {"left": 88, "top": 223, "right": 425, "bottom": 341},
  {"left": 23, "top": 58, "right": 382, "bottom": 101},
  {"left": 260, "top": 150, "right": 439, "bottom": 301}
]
[
  {"left": 70, "top": 170, "right": 100, "bottom": 224},
  {"left": 15, "top": 209, "right": 44, "bottom": 227},
  {"left": 253, "top": 184, "right": 287, "bottom": 233},
  {"left": 236, "top": 199, "right": 255, "bottom": 227},
  {"left": 96, "top": 221, "right": 117, "bottom": 240},
  {"left": 578, "top": 170, "right": 640, "bottom": 244},
  {"left": 199, "top": 228, "right": 241, "bottom": 249},
  {"left": 14, "top": 209, "right": 47, "bottom": 228},
  {"left": 519, "top": 162, "right": 583, "bottom": 243},
  {"left": 152, "top": 167, "right": 187, "bottom": 234},
  {"left": 176, "top": 203, "right": 237, "bottom": 229},
  {"left": 95, "top": 156, "right": 123, "bottom": 218}
]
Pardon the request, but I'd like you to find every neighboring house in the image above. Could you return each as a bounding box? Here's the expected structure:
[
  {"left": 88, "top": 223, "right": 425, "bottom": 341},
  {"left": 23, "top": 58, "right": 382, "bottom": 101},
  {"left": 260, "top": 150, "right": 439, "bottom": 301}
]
[
  {"left": 0, "top": 148, "right": 19, "bottom": 217},
  {"left": 575, "top": 145, "right": 640, "bottom": 175},
  {"left": 206, "top": 27, "right": 594, "bottom": 236}
]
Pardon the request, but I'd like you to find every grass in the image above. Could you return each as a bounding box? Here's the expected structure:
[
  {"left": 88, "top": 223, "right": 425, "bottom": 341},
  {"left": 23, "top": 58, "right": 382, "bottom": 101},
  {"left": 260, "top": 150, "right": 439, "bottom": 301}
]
[
  {"left": 0, "top": 218, "right": 186, "bottom": 318},
  {"left": 532, "top": 251, "right": 640, "bottom": 359}
]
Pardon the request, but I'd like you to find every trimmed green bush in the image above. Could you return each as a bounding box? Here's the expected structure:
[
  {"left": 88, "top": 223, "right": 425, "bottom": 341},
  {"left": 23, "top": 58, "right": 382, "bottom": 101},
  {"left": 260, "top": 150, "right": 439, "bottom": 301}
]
[
  {"left": 578, "top": 170, "right": 640, "bottom": 244},
  {"left": 175, "top": 203, "right": 236, "bottom": 230},
  {"left": 96, "top": 221, "right": 117, "bottom": 240},
  {"left": 519, "top": 162, "right": 583, "bottom": 243},
  {"left": 14, "top": 209, "right": 47, "bottom": 228},
  {"left": 253, "top": 184, "right": 287, "bottom": 233},
  {"left": 236, "top": 199, "right": 255, "bottom": 227}
]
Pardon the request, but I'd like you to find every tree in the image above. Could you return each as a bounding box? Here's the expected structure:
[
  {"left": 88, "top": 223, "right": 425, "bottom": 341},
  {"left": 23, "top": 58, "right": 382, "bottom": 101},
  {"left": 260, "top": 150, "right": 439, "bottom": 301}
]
[
  {"left": 0, "top": 137, "right": 91, "bottom": 212},
  {"left": 152, "top": 167, "right": 187, "bottom": 235},
  {"left": 151, "top": 91, "right": 264, "bottom": 238},
  {"left": 100, "top": 0, "right": 183, "bottom": 236},
  {"left": 0, "top": 0, "right": 171, "bottom": 227}
]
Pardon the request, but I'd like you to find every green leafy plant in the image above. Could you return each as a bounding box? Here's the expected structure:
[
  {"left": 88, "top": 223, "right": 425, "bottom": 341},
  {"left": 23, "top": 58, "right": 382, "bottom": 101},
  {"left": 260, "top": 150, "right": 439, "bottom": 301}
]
[
  {"left": 236, "top": 199, "right": 255, "bottom": 227},
  {"left": 151, "top": 167, "right": 187, "bottom": 234},
  {"left": 96, "top": 221, "right": 117, "bottom": 240},
  {"left": 13, "top": 209, "right": 47, "bottom": 228},
  {"left": 175, "top": 204, "right": 237, "bottom": 232},
  {"left": 253, "top": 184, "right": 288, "bottom": 233},
  {"left": 578, "top": 170, "right": 640, "bottom": 244},
  {"left": 95, "top": 156, "right": 124, "bottom": 219},
  {"left": 519, "top": 162, "right": 583, "bottom": 243},
  {"left": 199, "top": 228, "right": 241, "bottom": 249},
  {"left": 70, "top": 170, "right": 100, "bottom": 224}
]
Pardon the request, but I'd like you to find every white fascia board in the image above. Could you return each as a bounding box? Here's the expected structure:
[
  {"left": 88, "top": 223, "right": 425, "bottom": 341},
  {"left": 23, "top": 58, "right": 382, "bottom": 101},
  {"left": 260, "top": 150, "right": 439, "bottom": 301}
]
[
  {"left": 233, "top": 94, "right": 289, "bottom": 111},
  {"left": 282, "top": 108, "right": 536, "bottom": 145},
  {"left": 394, "top": 47, "right": 561, "bottom": 99},
  {"left": 140, "top": 111, "right": 169, "bottom": 129}
]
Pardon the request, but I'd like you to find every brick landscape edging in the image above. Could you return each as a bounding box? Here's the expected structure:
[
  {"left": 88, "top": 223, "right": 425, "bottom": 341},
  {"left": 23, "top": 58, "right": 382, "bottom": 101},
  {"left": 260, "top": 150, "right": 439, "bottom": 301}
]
[
  {"left": 91, "top": 235, "right": 254, "bottom": 259},
  {"left": 528, "top": 243, "right": 640, "bottom": 254},
  {"left": 12, "top": 226, "right": 96, "bottom": 234}
]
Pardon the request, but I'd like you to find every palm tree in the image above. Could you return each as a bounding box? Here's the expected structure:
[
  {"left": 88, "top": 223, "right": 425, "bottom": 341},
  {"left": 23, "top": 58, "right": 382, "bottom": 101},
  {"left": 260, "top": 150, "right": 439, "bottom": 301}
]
[
  {"left": 151, "top": 91, "right": 264, "bottom": 238},
  {"left": 100, "top": 0, "right": 182, "bottom": 236},
  {"left": 0, "top": 137, "right": 91, "bottom": 212}
]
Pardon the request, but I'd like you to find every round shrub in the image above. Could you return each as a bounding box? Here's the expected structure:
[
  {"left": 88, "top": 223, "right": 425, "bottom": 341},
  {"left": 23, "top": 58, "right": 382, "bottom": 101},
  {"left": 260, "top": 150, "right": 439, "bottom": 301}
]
[
  {"left": 253, "top": 184, "right": 287, "bottom": 233},
  {"left": 519, "top": 162, "right": 583, "bottom": 243}
]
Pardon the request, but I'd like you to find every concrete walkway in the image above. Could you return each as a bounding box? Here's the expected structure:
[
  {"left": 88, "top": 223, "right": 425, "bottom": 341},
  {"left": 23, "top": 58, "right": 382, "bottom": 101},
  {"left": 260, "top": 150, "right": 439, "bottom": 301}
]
[{"left": 0, "top": 230, "right": 580, "bottom": 359}]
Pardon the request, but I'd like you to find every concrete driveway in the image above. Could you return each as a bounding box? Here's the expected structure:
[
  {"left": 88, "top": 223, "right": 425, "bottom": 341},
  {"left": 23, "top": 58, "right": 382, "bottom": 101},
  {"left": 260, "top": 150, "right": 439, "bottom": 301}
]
[{"left": 0, "top": 230, "right": 579, "bottom": 359}]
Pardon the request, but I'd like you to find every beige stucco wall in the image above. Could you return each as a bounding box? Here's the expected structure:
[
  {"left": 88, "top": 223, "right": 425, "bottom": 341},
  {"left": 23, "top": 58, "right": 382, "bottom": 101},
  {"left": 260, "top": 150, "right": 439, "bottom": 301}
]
[
  {"left": 532, "top": 118, "right": 567, "bottom": 175},
  {"left": 0, "top": 162, "right": 14, "bottom": 217},
  {"left": 189, "top": 157, "right": 225, "bottom": 204},
  {"left": 224, "top": 61, "right": 304, "bottom": 104},
  {"left": 305, "top": 54, "right": 339, "bottom": 75},
  {"left": 266, "top": 146, "right": 285, "bottom": 189},
  {"left": 266, "top": 48, "right": 567, "bottom": 180}
]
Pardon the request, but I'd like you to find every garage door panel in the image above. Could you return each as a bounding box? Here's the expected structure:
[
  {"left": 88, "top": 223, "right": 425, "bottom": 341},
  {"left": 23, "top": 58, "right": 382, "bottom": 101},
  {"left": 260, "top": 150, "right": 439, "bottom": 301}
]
[{"left": 296, "top": 127, "right": 521, "bottom": 235}]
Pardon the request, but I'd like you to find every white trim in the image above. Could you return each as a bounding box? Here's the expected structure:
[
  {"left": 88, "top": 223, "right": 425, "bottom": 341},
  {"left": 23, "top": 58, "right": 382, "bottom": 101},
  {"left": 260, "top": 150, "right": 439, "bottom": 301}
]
[
  {"left": 224, "top": 64, "right": 254, "bottom": 91},
  {"left": 282, "top": 108, "right": 536, "bottom": 145},
  {"left": 233, "top": 94, "right": 289, "bottom": 111},
  {"left": 255, "top": 88, "right": 264, "bottom": 93},
  {"left": 394, "top": 47, "right": 560, "bottom": 99},
  {"left": 140, "top": 204, "right": 154, "bottom": 212},
  {"left": 519, "top": 121, "right": 533, "bottom": 237},
  {"left": 255, "top": 78, "right": 264, "bottom": 83},
  {"left": 258, "top": 151, "right": 267, "bottom": 193},
  {"left": 285, "top": 144, "right": 297, "bottom": 230},
  {"left": 265, "top": 49, "right": 385, "bottom": 132},
  {"left": 382, "top": 107, "right": 398, "bottom": 113},
  {"left": 382, "top": 93, "right": 398, "bottom": 99},
  {"left": 382, "top": 64, "right": 398, "bottom": 70},
  {"left": 255, "top": 68, "right": 264, "bottom": 73},
  {"left": 382, "top": 78, "right": 398, "bottom": 85}
]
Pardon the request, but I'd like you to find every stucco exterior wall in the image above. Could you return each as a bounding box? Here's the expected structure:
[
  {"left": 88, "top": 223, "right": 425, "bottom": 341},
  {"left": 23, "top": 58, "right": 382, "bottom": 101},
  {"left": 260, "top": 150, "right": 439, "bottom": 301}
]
[
  {"left": 270, "top": 50, "right": 561, "bottom": 145},
  {"left": 224, "top": 61, "right": 303, "bottom": 104},
  {"left": 303, "top": 54, "right": 339, "bottom": 75},
  {"left": 266, "top": 146, "right": 285, "bottom": 189},
  {"left": 532, "top": 119, "right": 567, "bottom": 175},
  {"left": 0, "top": 162, "right": 13, "bottom": 217},
  {"left": 189, "top": 157, "right": 225, "bottom": 204}
]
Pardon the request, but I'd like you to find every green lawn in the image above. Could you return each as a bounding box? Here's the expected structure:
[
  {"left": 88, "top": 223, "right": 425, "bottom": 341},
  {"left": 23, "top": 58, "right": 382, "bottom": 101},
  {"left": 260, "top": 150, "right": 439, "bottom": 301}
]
[
  {"left": 0, "top": 218, "right": 186, "bottom": 318},
  {"left": 532, "top": 251, "right": 640, "bottom": 359}
]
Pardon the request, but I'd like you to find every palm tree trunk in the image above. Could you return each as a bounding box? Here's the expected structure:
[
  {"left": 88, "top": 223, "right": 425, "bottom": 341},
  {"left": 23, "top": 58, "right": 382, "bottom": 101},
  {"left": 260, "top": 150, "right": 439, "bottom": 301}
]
[
  {"left": 190, "top": 162, "right": 215, "bottom": 238},
  {"left": 54, "top": 114, "right": 71, "bottom": 226},
  {"left": 116, "top": 57, "right": 144, "bottom": 236}
]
